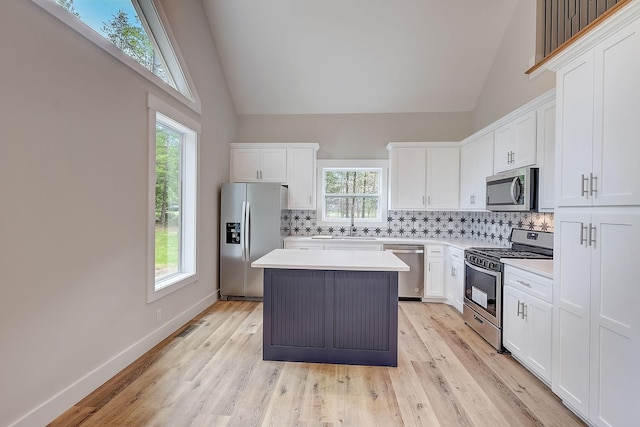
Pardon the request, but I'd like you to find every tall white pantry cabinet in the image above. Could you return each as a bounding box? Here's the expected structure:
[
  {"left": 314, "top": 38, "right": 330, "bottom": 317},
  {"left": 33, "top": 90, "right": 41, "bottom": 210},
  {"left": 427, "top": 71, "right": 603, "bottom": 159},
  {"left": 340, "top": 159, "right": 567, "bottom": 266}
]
[{"left": 547, "top": 4, "right": 640, "bottom": 427}]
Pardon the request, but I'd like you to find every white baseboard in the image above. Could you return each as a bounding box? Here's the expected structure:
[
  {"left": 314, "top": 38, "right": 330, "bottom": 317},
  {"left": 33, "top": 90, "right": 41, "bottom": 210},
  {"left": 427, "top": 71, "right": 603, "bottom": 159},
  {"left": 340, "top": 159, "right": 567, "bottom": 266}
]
[{"left": 10, "top": 293, "right": 218, "bottom": 427}]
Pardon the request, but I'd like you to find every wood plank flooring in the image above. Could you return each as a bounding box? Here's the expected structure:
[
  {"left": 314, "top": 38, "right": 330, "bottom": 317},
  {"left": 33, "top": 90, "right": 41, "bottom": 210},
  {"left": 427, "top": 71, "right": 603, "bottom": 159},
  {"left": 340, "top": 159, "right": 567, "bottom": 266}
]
[{"left": 50, "top": 301, "right": 585, "bottom": 426}]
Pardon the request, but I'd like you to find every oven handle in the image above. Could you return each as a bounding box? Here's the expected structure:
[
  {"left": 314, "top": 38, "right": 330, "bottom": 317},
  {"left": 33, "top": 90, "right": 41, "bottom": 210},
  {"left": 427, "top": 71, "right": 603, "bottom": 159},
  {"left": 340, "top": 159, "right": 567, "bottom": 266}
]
[{"left": 465, "top": 260, "right": 501, "bottom": 279}]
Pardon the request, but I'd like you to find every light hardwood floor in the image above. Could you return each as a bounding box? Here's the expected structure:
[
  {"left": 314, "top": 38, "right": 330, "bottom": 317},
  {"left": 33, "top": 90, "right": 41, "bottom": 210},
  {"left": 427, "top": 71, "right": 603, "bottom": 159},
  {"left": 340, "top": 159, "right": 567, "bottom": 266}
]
[{"left": 50, "top": 301, "right": 584, "bottom": 426}]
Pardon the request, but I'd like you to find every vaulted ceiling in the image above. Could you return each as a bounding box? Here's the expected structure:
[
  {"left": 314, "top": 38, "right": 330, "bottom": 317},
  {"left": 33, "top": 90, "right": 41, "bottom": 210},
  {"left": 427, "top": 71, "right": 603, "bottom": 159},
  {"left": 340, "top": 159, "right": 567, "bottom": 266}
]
[{"left": 203, "top": 0, "right": 519, "bottom": 115}]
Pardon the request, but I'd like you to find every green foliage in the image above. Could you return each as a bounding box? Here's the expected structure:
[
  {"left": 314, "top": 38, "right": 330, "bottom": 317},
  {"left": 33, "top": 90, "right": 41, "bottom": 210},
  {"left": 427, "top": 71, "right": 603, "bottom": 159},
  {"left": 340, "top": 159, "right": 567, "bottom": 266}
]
[
  {"left": 324, "top": 170, "right": 380, "bottom": 219},
  {"left": 101, "top": 10, "right": 170, "bottom": 83},
  {"left": 155, "top": 124, "right": 182, "bottom": 227},
  {"left": 56, "top": 0, "right": 80, "bottom": 18},
  {"left": 155, "top": 225, "right": 179, "bottom": 277}
]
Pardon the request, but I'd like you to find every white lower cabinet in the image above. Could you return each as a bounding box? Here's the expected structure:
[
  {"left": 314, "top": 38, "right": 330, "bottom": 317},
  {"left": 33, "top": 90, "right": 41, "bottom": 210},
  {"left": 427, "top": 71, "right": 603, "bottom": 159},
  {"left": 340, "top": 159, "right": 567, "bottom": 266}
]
[
  {"left": 553, "top": 209, "right": 639, "bottom": 426},
  {"left": 503, "top": 266, "right": 552, "bottom": 385},
  {"left": 424, "top": 246, "right": 445, "bottom": 299},
  {"left": 445, "top": 247, "right": 464, "bottom": 313}
]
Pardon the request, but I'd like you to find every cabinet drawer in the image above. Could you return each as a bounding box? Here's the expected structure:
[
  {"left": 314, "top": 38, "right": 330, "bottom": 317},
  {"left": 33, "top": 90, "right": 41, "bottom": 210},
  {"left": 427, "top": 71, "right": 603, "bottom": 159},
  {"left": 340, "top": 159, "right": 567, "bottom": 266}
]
[
  {"left": 504, "top": 266, "right": 552, "bottom": 304},
  {"left": 448, "top": 247, "right": 464, "bottom": 260},
  {"left": 426, "top": 245, "right": 444, "bottom": 257}
]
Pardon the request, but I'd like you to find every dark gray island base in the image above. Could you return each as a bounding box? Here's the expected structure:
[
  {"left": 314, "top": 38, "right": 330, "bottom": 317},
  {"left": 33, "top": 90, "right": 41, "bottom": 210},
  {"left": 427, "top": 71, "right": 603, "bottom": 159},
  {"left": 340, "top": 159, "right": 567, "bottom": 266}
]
[{"left": 262, "top": 268, "right": 398, "bottom": 367}]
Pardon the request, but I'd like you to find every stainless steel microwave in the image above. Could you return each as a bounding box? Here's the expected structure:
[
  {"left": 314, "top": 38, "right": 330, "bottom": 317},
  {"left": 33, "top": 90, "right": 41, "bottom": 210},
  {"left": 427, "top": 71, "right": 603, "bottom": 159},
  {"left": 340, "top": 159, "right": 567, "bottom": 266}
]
[{"left": 485, "top": 167, "right": 538, "bottom": 212}]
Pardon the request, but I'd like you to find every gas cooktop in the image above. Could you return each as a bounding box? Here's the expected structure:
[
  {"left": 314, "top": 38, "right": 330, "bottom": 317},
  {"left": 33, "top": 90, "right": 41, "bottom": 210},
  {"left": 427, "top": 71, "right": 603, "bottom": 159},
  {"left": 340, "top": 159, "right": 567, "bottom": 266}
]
[{"left": 465, "top": 229, "right": 553, "bottom": 271}]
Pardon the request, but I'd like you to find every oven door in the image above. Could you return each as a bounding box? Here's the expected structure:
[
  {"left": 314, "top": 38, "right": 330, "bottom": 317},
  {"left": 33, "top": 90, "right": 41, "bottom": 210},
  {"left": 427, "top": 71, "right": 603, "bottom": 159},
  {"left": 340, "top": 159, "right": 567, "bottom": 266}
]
[{"left": 464, "top": 261, "right": 502, "bottom": 327}]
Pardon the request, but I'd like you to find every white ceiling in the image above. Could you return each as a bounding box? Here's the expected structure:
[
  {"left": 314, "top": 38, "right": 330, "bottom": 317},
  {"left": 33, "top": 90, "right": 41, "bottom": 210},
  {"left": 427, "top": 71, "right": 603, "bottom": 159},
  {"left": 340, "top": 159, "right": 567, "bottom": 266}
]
[{"left": 203, "top": 0, "right": 519, "bottom": 115}]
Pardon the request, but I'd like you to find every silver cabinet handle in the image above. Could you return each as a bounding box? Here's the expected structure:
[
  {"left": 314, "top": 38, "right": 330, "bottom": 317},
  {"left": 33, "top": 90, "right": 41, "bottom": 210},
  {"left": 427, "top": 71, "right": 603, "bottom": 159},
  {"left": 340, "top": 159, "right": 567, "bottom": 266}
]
[
  {"left": 590, "top": 173, "right": 597, "bottom": 196},
  {"left": 589, "top": 223, "right": 596, "bottom": 248},
  {"left": 260, "top": 170, "right": 263, "bottom": 179},
  {"left": 581, "top": 174, "right": 589, "bottom": 197},
  {"left": 427, "top": 195, "right": 431, "bottom": 205},
  {"left": 422, "top": 196, "right": 425, "bottom": 205},
  {"left": 517, "top": 280, "right": 532, "bottom": 288},
  {"left": 522, "top": 303, "right": 527, "bottom": 320},
  {"left": 517, "top": 300, "right": 523, "bottom": 318},
  {"left": 580, "top": 223, "right": 588, "bottom": 246}
]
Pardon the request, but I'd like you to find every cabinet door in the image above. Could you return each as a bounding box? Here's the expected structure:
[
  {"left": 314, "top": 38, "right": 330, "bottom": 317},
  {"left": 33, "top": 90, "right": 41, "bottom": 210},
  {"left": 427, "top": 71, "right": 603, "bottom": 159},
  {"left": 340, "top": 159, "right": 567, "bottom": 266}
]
[
  {"left": 556, "top": 50, "right": 595, "bottom": 207},
  {"left": 389, "top": 147, "right": 427, "bottom": 210},
  {"left": 511, "top": 110, "right": 537, "bottom": 170},
  {"left": 525, "top": 295, "right": 552, "bottom": 384},
  {"left": 426, "top": 147, "right": 459, "bottom": 209},
  {"left": 259, "top": 149, "right": 287, "bottom": 182},
  {"left": 589, "top": 211, "right": 639, "bottom": 427},
  {"left": 494, "top": 110, "right": 537, "bottom": 173},
  {"left": 503, "top": 285, "right": 527, "bottom": 357},
  {"left": 494, "top": 122, "right": 514, "bottom": 173},
  {"left": 230, "top": 148, "right": 261, "bottom": 182},
  {"left": 460, "top": 133, "right": 494, "bottom": 210},
  {"left": 552, "top": 211, "right": 592, "bottom": 416},
  {"left": 537, "top": 101, "right": 556, "bottom": 211},
  {"left": 425, "top": 257, "right": 444, "bottom": 298},
  {"left": 592, "top": 19, "right": 640, "bottom": 206},
  {"left": 287, "top": 148, "right": 316, "bottom": 209},
  {"left": 451, "top": 258, "right": 464, "bottom": 313}
]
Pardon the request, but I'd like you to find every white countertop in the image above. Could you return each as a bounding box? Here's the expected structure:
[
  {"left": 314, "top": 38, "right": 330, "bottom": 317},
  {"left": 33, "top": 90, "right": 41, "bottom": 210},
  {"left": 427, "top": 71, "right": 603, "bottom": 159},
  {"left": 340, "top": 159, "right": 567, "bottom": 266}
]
[
  {"left": 252, "top": 249, "right": 410, "bottom": 271},
  {"left": 501, "top": 258, "right": 553, "bottom": 279},
  {"left": 285, "top": 236, "right": 506, "bottom": 251}
]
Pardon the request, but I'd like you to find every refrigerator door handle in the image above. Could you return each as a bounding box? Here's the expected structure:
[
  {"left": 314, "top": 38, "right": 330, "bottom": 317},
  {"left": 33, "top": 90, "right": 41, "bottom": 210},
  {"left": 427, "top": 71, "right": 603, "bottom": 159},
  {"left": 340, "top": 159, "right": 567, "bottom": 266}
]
[
  {"left": 240, "top": 201, "right": 247, "bottom": 261},
  {"left": 245, "top": 202, "right": 251, "bottom": 260}
]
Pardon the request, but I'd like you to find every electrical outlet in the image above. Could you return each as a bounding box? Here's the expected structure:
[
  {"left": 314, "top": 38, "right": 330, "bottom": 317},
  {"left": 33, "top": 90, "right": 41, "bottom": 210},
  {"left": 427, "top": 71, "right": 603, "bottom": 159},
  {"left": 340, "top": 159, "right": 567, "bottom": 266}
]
[
  {"left": 305, "top": 220, "right": 312, "bottom": 228},
  {"left": 156, "top": 309, "right": 162, "bottom": 322}
]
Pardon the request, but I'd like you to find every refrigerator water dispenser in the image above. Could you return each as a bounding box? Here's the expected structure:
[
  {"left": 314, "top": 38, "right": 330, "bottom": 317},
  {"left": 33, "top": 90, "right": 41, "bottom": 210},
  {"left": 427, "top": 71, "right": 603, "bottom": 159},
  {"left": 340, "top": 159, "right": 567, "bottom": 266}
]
[{"left": 226, "top": 222, "right": 241, "bottom": 244}]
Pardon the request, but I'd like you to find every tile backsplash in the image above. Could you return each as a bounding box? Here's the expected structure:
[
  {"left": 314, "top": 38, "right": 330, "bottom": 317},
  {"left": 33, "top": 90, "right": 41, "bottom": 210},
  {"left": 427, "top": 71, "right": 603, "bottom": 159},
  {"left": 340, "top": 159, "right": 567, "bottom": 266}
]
[{"left": 283, "top": 210, "right": 554, "bottom": 246}]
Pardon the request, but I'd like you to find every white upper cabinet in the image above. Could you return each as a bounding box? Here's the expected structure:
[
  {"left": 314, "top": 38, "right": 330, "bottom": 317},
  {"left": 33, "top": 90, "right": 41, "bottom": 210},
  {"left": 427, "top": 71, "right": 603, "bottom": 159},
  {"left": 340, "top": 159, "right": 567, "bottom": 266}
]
[
  {"left": 555, "top": 17, "right": 640, "bottom": 207},
  {"left": 388, "top": 146, "right": 427, "bottom": 210},
  {"left": 388, "top": 143, "right": 459, "bottom": 211},
  {"left": 536, "top": 100, "right": 556, "bottom": 211},
  {"left": 494, "top": 109, "right": 537, "bottom": 173},
  {"left": 230, "top": 143, "right": 319, "bottom": 208},
  {"left": 427, "top": 147, "right": 460, "bottom": 210},
  {"left": 459, "top": 132, "right": 494, "bottom": 210},
  {"left": 230, "top": 147, "right": 287, "bottom": 183},
  {"left": 287, "top": 147, "right": 317, "bottom": 209}
]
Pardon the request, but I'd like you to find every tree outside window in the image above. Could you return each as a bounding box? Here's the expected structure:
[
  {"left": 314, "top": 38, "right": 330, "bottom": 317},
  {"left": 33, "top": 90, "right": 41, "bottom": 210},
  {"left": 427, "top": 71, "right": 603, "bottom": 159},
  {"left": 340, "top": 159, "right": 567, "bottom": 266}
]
[{"left": 323, "top": 169, "right": 381, "bottom": 222}]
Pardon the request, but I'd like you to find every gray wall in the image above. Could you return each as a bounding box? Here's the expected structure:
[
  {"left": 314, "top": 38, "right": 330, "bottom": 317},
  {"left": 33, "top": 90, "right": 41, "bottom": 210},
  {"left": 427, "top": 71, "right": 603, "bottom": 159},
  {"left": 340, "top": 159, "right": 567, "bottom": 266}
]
[
  {"left": 471, "top": 0, "right": 556, "bottom": 131},
  {"left": 0, "top": 0, "right": 236, "bottom": 425},
  {"left": 237, "top": 112, "right": 472, "bottom": 159},
  {"left": 238, "top": 0, "right": 556, "bottom": 149}
]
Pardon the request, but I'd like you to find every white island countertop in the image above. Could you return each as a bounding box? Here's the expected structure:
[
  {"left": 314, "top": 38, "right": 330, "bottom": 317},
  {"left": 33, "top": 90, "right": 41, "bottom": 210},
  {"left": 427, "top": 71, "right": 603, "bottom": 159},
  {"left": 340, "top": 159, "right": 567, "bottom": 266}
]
[
  {"left": 252, "top": 249, "right": 410, "bottom": 272},
  {"left": 501, "top": 258, "right": 553, "bottom": 279}
]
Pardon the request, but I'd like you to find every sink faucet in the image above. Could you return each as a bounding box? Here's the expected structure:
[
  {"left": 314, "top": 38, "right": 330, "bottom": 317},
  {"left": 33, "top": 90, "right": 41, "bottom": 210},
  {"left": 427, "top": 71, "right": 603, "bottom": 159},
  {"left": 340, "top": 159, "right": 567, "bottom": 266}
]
[{"left": 349, "top": 196, "right": 356, "bottom": 237}]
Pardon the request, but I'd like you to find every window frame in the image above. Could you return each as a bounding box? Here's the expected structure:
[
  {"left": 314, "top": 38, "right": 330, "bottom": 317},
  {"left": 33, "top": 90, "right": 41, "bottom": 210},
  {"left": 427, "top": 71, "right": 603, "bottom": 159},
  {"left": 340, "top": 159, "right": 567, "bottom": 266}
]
[
  {"left": 31, "top": 0, "right": 200, "bottom": 113},
  {"left": 147, "top": 94, "right": 200, "bottom": 302},
  {"left": 316, "top": 159, "right": 388, "bottom": 229}
]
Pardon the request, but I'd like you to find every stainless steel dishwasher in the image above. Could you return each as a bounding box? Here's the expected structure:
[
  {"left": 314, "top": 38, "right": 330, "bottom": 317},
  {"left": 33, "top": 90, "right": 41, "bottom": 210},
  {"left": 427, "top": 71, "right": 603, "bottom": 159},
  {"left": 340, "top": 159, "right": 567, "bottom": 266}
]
[{"left": 383, "top": 244, "right": 424, "bottom": 299}]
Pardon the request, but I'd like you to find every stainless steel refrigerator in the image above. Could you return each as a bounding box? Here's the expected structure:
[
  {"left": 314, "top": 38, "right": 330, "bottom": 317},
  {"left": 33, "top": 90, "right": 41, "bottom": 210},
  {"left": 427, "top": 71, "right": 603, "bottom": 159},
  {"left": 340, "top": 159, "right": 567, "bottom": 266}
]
[{"left": 219, "top": 182, "right": 287, "bottom": 298}]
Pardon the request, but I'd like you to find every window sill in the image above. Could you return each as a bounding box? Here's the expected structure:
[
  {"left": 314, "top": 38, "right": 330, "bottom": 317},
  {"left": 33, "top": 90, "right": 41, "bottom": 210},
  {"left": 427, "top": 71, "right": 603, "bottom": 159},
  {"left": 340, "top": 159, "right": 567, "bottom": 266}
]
[{"left": 148, "top": 272, "right": 198, "bottom": 303}]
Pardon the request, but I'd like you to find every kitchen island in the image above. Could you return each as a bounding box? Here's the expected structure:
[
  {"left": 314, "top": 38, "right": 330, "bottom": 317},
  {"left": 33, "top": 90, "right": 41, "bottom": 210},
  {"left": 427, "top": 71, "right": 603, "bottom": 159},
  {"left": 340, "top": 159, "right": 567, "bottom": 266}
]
[{"left": 252, "top": 249, "right": 409, "bottom": 367}]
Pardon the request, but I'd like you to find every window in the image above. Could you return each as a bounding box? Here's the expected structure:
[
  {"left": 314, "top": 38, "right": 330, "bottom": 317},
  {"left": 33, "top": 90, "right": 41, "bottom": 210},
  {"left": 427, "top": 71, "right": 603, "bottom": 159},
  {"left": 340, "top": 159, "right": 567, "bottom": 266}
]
[
  {"left": 316, "top": 160, "right": 388, "bottom": 228},
  {"left": 148, "top": 94, "right": 199, "bottom": 301},
  {"left": 32, "top": 0, "right": 197, "bottom": 108}
]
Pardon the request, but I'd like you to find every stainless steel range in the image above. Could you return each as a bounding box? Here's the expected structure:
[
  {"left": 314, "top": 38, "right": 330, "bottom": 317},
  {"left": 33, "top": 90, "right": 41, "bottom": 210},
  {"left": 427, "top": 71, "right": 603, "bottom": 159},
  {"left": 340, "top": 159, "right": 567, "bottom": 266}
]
[{"left": 463, "top": 229, "right": 553, "bottom": 352}]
